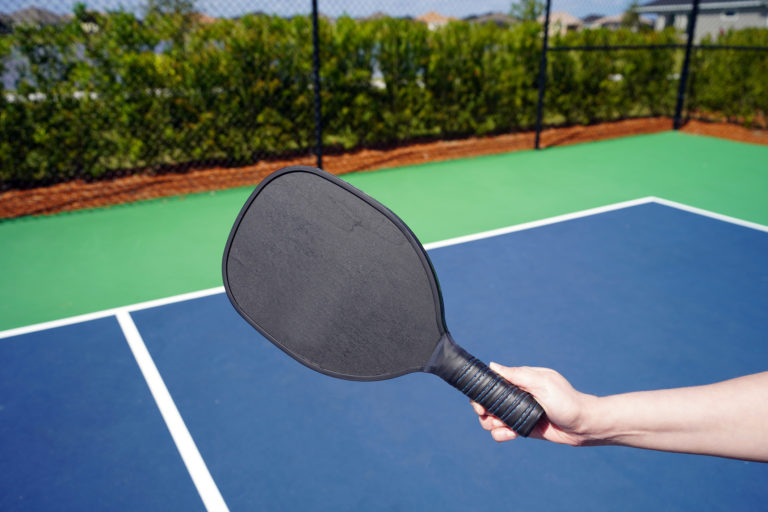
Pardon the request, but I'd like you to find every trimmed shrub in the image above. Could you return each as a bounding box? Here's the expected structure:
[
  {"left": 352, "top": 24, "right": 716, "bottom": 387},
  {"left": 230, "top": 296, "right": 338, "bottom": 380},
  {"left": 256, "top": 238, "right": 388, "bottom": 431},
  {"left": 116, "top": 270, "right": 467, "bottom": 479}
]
[
  {"left": 0, "top": 11, "right": 765, "bottom": 188},
  {"left": 689, "top": 29, "right": 768, "bottom": 127}
]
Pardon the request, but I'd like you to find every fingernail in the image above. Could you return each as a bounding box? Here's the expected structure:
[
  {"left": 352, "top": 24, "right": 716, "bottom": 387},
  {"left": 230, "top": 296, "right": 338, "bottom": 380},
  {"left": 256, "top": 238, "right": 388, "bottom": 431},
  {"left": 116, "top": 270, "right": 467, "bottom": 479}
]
[{"left": 499, "top": 429, "right": 516, "bottom": 440}]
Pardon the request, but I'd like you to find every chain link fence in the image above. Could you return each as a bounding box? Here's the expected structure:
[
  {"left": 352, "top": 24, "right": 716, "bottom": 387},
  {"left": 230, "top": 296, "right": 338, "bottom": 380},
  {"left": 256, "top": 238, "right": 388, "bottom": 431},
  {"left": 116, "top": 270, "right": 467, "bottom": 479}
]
[
  {"left": 542, "top": 0, "right": 768, "bottom": 142},
  {"left": 1, "top": 0, "right": 766, "bottom": 189}
]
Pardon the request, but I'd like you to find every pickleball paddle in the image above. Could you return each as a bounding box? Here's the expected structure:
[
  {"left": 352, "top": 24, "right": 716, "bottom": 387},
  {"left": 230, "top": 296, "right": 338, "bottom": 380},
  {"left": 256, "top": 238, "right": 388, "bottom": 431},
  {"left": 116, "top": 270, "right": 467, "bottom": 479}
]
[{"left": 222, "top": 166, "right": 544, "bottom": 437}]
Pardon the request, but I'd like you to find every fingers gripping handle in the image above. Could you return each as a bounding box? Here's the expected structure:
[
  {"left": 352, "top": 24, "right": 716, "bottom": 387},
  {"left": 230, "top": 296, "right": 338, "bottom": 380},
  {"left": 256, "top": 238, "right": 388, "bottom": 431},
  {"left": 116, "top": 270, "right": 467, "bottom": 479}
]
[
  {"left": 450, "top": 356, "right": 543, "bottom": 437},
  {"left": 426, "top": 334, "right": 544, "bottom": 437}
]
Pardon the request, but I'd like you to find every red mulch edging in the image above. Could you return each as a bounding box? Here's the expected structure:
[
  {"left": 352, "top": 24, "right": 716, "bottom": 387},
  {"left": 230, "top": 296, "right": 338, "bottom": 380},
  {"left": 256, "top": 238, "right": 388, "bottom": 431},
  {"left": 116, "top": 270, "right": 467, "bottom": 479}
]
[{"left": 1, "top": 117, "right": 765, "bottom": 220}]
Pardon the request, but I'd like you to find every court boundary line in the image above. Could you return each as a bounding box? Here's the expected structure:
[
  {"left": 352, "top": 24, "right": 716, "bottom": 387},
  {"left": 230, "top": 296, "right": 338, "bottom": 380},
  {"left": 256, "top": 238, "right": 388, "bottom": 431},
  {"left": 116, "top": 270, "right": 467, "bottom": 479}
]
[
  {"left": 651, "top": 197, "right": 768, "bottom": 233},
  {"left": 2, "top": 195, "right": 766, "bottom": 509},
  {"left": 0, "top": 286, "right": 225, "bottom": 339},
  {"left": 2, "top": 195, "right": 767, "bottom": 339},
  {"left": 423, "top": 196, "right": 657, "bottom": 250},
  {"left": 117, "top": 311, "right": 229, "bottom": 512}
]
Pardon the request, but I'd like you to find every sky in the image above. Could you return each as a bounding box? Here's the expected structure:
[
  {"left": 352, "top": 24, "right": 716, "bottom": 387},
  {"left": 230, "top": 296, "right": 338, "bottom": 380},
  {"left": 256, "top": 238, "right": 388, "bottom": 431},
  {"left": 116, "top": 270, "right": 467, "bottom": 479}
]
[{"left": 1, "top": 0, "right": 635, "bottom": 19}]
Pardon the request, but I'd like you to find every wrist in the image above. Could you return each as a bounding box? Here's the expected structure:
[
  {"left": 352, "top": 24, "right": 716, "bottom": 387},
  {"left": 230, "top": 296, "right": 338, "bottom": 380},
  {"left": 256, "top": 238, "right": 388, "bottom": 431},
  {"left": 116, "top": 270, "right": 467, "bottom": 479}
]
[
  {"left": 573, "top": 394, "right": 616, "bottom": 446},
  {"left": 576, "top": 393, "right": 652, "bottom": 447}
]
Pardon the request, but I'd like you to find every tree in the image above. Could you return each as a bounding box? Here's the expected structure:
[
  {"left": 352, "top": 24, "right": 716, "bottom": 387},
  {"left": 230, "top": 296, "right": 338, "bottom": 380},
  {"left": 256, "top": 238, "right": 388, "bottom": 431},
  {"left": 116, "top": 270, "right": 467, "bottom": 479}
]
[
  {"left": 510, "top": 0, "right": 545, "bottom": 22},
  {"left": 142, "top": 0, "right": 196, "bottom": 45},
  {"left": 621, "top": 1, "right": 651, "bottom": 32},
  {"left": 144, "top": 0, "right": 195, "bottom": 16}
]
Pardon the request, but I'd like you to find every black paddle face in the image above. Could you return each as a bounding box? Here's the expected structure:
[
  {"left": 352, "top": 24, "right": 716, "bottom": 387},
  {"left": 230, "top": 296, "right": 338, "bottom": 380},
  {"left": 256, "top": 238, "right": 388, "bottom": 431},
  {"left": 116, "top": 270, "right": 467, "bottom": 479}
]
[
  {"left": 224, "top": 165, "right": 545, "bottom": 436},
  {"left": 223, "top": 166, "right": 447, "bottom": 381}
]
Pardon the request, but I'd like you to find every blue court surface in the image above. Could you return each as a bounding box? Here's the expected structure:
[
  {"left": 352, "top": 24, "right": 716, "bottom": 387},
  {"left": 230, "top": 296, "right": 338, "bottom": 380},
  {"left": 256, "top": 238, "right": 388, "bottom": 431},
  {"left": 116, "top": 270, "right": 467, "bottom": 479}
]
[{"left": 2, "top": 198, "right": 767, "bottom": 511}]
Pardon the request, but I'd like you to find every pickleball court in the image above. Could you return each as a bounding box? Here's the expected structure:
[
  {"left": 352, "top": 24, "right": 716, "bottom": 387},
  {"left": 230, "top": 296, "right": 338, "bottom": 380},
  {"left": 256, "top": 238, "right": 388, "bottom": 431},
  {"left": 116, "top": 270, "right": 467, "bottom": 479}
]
[{"left": 1, "top": 132, "right": 767, "bottom": 510}]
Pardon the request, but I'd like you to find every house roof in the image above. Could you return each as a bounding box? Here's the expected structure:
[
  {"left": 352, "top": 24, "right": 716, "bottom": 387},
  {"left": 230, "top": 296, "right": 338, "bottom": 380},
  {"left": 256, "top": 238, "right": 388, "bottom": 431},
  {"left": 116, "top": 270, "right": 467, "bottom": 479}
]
[
  {"left": 416, "top": 11, "right": 456, "bottom": 24},
  {"left": 464, "top": 12, "right": 516, "bottom": 26},
  {"left": 593, "top": 14, "right": 624, "bottom": 25},
  {"left": 191, "top": 12, "right": 217, "bottom": 24},
  {"left": 581, "top": 13, "right": 606, "bottom": 23},
  {"left": 637, "top": 0, "right": 765, "bottom": 12},
  {"left": 8, "top": 7, "right": 70, "bottom": 25},
  {"left": 539, "top": 11, "right": 583, "bottom": 26},
  {"left": 591, "top": 14, "right": 653, "bottom": 26}
]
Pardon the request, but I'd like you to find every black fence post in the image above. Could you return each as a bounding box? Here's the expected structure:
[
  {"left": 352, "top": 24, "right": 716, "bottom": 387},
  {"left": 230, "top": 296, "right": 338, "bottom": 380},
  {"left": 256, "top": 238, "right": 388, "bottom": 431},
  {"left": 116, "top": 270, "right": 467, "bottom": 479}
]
[
  {"left": 534, "top": 0, "right": 552, "bottom": 150},
  {"left": 674, "top": 0, "right": 701, "bottom": 130},
  {"left": 311, "top": 0, "right": 323, "bottom": 168}
]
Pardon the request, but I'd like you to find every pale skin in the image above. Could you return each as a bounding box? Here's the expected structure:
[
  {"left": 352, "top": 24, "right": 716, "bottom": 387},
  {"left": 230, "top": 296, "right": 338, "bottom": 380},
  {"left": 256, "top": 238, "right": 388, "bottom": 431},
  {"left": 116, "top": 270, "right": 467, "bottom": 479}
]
[{"left": 472, "top": 363, "right": 768, "bottom": 462}]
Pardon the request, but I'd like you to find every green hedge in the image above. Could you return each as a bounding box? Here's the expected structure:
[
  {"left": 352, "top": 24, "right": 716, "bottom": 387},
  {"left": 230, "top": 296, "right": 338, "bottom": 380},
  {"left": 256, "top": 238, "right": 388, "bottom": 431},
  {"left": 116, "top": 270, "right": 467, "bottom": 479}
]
[
  {"left": 548, "top": 28, "right": 681, "bottom": 124},
  {"left": 689, "top": 29, "right": 768, "bottom": 127},
  {"left": 1, "top": 11, "right": 766, "bottom": 187}
]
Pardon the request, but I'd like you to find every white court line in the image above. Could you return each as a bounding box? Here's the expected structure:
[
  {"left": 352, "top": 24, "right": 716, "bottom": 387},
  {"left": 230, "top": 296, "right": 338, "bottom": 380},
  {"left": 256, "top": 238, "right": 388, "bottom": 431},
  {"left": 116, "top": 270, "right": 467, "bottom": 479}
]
[
  {"left": 423, "top": 196, "right": 657, "bottom": 250},
  {"left": 2, "top": 195, "right": 768, "bottom": 507},
  {"left": 2, "top": 196, "right": 767, "bottom": 340},
  {"left": 650, "top": 196, "right": 768, "bottom": 233},
  {"left": 0, "top": 286, "right": 224, "bottom": 339},
  {"left": 117, "top": 311, "right": 229, "bottom": 512}
]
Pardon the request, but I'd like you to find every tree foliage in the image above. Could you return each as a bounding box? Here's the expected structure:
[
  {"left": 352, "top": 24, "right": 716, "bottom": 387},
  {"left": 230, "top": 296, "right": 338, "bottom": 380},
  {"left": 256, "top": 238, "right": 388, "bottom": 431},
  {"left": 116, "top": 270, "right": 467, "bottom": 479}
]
[
  {"left": 510, "top": 0, "right": 545, "bottom": 22},
  {"left": 0, "top": 10, "right": 765, "bottom": 188}
]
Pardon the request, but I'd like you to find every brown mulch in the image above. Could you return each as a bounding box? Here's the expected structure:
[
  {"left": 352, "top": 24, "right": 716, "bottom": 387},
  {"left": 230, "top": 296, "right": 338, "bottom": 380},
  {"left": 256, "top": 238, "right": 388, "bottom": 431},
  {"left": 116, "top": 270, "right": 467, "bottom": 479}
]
[
  {"left": 679, "top": 118, "right": 768, "bottom": 145},
  {"left": 1, "top": 116, "right": 765, "bottom": 220}
]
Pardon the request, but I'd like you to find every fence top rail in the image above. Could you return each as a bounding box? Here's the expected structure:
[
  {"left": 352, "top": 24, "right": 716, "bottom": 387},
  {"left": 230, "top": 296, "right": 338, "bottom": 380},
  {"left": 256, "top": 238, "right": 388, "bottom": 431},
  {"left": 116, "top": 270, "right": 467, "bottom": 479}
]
[
  {"left": 548, "top": 44, "right": 768, "bottom": 52},
  {"left": 695, "top": 44, "right": 768, "bottom": 51},
  {"left": 549, "top": 44, "right": 685, "bottom": 51}
]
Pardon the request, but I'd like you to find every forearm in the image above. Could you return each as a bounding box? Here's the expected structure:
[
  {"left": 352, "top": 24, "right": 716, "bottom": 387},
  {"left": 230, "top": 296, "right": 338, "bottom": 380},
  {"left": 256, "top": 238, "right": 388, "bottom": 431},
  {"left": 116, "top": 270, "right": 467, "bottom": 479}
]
[{"left": 580, "top": 372, "right": 768, "bottom": 462}]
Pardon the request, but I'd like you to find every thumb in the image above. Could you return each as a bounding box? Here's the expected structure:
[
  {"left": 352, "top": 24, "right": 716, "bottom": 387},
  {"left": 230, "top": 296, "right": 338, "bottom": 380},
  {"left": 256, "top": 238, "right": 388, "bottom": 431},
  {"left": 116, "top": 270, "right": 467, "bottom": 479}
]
[{"left": 489, "top": 362, "right": 540, "bottom": 395}]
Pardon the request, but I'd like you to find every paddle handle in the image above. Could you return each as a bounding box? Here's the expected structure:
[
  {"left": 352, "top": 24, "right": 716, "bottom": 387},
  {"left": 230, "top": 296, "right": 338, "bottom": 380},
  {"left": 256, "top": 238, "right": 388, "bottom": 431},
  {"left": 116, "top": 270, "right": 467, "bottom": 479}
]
[{"left": 426, "top": 334, "right": 544, "bottom": 437}]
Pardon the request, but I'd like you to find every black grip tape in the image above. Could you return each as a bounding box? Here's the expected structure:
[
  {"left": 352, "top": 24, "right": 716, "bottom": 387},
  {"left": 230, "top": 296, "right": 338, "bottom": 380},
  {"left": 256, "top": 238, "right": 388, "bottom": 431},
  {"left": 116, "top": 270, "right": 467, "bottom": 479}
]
[{"left": 426, "top": 334, "right": 544, "bottom": 437}]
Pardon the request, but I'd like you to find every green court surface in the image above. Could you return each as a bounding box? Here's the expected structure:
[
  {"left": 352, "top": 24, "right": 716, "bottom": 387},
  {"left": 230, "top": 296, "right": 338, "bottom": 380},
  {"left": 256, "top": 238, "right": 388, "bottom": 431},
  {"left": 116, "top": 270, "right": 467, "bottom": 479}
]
[{"left": 1, "top": 131, "right": 766, "bottom": 331}]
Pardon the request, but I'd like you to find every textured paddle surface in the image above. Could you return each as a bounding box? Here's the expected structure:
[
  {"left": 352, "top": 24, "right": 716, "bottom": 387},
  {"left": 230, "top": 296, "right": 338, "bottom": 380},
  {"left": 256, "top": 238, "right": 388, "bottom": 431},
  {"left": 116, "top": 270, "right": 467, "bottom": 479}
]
[{"left": 224, "top": 169, "right": 445, "bottom": 380}]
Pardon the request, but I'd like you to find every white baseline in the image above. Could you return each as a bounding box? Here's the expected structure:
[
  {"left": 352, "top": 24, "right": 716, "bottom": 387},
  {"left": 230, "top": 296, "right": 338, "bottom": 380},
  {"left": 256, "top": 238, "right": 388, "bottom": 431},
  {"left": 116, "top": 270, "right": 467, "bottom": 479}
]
[
  {"left": 2, "top": 196, "right": 766, "bottom": 340},
  {"left": 2, "top": 195, "right": 767, "bottom": 511}
]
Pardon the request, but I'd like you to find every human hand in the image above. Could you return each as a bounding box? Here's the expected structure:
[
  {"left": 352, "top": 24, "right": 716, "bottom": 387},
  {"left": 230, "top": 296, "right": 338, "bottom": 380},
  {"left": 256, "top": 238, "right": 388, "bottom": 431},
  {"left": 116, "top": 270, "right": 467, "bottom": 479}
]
[
  {"left": 472, "top": 363, "right": 598, "bottom": 445},
  {"left": 473, "top": 365, "right": 768, "bottom": 461}
]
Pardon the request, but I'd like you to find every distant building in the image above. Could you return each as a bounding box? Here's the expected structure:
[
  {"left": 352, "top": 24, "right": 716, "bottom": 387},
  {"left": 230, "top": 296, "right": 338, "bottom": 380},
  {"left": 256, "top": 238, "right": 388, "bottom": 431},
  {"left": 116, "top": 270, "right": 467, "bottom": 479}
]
[
  {"left": 191, "top": 12, "right": 217, "bottom": 24},
  {"left": 416, "top": 11, "right": 456, "bottom": 30},
  {"left": 464, "top": 11, "right": 517, "bottom": 27},
  {"left": 636, "top": 0, "right": 768, "bottom": 40},
  {"left": 581, "top": 13, "right": 606, "bottom": 27},
  {"left": 0, "top": 13, "right": 13, "bottom": 34},
  {"left": 7, "top": 7, "right": 69, "bottom": 27},
  {"left": 593, "top": 14, "right": 625, "bottom": 29},
  {"left": 539, "top": 11, "right": 583, "bottom": 35},
  {"left": 583, "top": 13, "right": 653, "bottom": 29}
]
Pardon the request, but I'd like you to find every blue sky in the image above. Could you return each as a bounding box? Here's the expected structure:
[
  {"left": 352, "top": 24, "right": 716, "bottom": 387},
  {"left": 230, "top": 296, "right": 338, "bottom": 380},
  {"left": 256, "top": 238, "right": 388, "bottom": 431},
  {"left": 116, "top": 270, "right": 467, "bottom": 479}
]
[{"left": 2, "top": 0, "right": 634, "bottom": 19}]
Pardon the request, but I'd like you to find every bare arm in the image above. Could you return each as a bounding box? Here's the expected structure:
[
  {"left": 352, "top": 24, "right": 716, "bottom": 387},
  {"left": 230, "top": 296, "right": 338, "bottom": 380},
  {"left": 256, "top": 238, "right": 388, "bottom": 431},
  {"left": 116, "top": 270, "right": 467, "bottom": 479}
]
[{"left": 472, "top": 363, "right": 768, "bottom": 462}]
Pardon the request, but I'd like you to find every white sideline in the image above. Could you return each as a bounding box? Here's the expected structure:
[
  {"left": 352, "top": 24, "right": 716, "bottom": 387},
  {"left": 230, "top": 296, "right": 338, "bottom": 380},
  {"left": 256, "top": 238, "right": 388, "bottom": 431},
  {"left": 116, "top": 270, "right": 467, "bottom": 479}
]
[
  {"left": 2, "top": 196, "right": 767, "bottom": 340},
  {"left": 117, "top": 311, "right": 229, "bottom": 512},
  {"left": 0, "top": 286, "right": 225, "bottom": 339},
  {"left": 651, "top": 197, "right": 768, "bottom": 233},
  {"left": 1, "top": 195, "right": 767, "bottom": 510},
  {"left": 423, "top": 196, "right": 657, "bottom": 250}
]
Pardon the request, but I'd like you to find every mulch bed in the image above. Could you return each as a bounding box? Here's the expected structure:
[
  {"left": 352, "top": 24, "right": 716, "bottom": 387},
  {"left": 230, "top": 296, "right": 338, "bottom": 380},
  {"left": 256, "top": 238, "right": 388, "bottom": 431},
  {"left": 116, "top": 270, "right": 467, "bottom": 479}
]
[{"left": 1, "top": 117, "right": 765, "bottom": 220}]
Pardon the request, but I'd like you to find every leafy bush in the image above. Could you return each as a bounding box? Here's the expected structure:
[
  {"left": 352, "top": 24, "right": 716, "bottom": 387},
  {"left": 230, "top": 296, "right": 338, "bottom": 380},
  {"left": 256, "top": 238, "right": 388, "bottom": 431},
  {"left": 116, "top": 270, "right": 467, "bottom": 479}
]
[
  {"left": 689, "top": 29, "right": 768, "bottom": 127},
  {"left": 0, "top": 10, "right": 765, "bottom": 188},
  {"left": 547, "top": 28, "right": 680, "bottom": 124}
]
